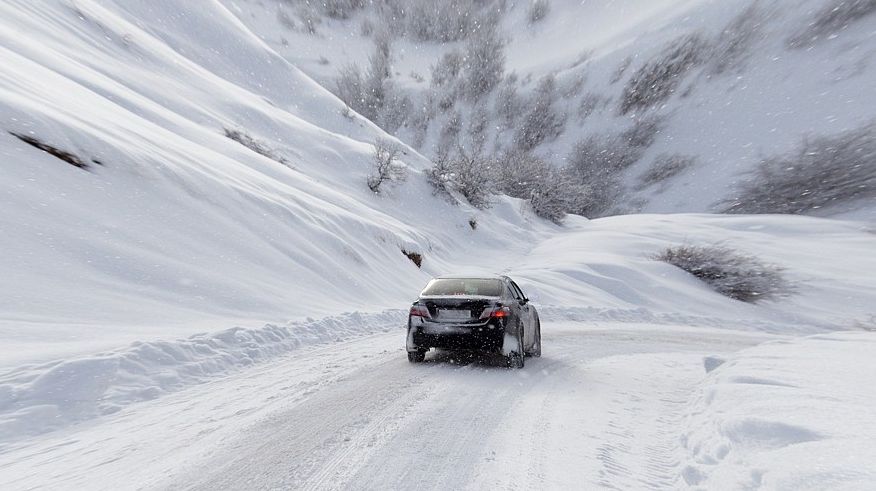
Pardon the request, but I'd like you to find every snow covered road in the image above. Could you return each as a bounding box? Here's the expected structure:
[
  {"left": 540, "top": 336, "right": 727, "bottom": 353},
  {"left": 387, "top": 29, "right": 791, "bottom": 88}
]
[{"left": 1, "top": 319, "right": 777, "bottom": 490}]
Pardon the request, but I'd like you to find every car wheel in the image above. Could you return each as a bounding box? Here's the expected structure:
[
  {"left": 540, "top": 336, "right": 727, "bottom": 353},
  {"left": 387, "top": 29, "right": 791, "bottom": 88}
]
[
  {"left": 531, "top": 316, "right": 542, "bottom": 358},
  {"left": 408, "top": 349, "right": 427, "bottom": 363},
  {"left": 507, "top": 328, "right": 525, "bottom": 369}
]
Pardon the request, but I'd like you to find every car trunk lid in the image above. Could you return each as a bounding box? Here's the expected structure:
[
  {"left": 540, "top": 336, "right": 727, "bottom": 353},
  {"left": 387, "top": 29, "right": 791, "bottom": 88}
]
[{"left": 421, "top": 296, "right": 495, "bottom": 323}]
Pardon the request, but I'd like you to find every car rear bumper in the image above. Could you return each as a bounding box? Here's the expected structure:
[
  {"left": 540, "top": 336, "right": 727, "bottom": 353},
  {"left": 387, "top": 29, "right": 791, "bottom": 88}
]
[{"left": 407, "top": 322, "right": 505, "bottom": 352}]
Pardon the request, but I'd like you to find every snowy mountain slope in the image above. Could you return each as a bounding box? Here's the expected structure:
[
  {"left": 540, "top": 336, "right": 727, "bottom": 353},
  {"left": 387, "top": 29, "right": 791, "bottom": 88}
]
[
  {"left": 227, "top": 0, "right": 876, "bottom": 220},
  {"left": 0, "top": 0, "right": 555, "bottom": 366}
]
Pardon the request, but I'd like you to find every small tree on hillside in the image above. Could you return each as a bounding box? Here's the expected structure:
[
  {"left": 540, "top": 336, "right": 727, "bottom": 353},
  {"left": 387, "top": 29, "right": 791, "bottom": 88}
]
[
  {"left": 334, "top": 34, "right": 393, "bottom": 121},
  {"left": 461, "top": 25, "right": 505, "bottom": 101},
  {"left": 515, "top": 75, "right": 566, "bottom": 150},
  {"left": 530, "top": 168, "right": 589, "bottom": 224},
  {"left": 367, "top": 138, "right": 406, "bottom": 193},
  {"left": 449, "top": 146, "right": 494, "bottom": 208}
]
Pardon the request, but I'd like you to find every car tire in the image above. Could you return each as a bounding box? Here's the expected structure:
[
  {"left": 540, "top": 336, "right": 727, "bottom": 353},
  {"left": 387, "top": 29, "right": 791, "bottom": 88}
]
[
  {"left": 531, "top": 316, "right": 542, "bottom": 358},
  {"left": 407, "top": 349, "right": 427, "bottom": 363},
  {"left": 507, "top": 328, "right": 525, "bottom": 369}
]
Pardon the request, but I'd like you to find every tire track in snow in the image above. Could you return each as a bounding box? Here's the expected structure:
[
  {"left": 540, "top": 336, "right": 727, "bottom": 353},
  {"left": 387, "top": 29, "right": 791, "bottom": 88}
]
[{"left": 169, "top": 323, "right": 772, "bottom": 490}]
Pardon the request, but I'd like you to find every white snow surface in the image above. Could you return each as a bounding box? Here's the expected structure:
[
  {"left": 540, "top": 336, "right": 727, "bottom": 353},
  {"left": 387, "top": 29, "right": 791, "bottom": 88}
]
[
  {"left": 1, "top": 1, "right": 876, "bottom": 489},
  {"left": 682, "top": 331, "right": 876, "bottom": 489}
]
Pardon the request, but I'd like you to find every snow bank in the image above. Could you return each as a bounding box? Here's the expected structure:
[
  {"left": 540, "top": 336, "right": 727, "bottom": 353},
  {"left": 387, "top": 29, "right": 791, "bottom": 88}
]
[
  {"left": 0, "top": 310, "right": 404, "bottom": 446},
  {"left": 512, "top": 214, "right": 876, "bottom": 332},
  {"left": 681, "top": 331, "right": 876, "bottom": 489}
]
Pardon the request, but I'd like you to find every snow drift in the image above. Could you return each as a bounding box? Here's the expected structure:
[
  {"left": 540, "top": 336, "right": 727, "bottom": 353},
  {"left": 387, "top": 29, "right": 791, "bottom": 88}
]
[{"left": 682, "top": 331, "right": 876, "bottom": 489}]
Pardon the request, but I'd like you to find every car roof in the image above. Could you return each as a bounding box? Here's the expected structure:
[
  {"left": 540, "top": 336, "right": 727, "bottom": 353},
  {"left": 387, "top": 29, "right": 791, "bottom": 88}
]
[{"left": 433, "top": 273, "right": 507, "bottom": 280}]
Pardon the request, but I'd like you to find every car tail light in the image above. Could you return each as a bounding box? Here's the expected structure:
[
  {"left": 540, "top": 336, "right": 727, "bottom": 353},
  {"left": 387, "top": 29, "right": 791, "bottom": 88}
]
[
  {"left": 491, "top": 307, "right": 511, "bottom": 318},
  {"left": 409, "top": 305, "right": 430, "bottom": 318},
  {"left": 480, "top": 306, "right": 510, "bottom": 319}
]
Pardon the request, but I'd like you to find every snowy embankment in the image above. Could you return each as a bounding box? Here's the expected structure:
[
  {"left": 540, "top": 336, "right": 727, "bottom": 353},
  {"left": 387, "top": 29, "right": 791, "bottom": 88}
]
[
  {"left": 0, "top": 310, "right": 404, "bottom": 447},
  {"left": 682, "top": 332, "right": 876, "bottom": 489},
  {"left": 513, "top": 214, "right": 876, "bottom": 333}
]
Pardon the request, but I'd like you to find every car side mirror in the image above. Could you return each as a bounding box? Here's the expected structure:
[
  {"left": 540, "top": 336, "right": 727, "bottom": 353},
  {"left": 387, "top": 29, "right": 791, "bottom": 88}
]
[{"left": 519, "top": 298, "right": 528, "bottom": 305}]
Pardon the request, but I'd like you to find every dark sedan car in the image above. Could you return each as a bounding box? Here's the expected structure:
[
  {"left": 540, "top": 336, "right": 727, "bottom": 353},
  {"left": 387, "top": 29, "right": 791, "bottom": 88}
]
[{"left": 406, "top": 274, "right": 541, "bottom": 368}]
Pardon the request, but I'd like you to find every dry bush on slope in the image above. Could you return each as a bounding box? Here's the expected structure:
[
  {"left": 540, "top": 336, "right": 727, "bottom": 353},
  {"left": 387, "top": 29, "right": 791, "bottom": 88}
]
[
  {"left": 722, "top": 122, "right": 876, "bottom": 214},
  {"left": 655, "top": 244, "right": 790, "bottom": 302}
]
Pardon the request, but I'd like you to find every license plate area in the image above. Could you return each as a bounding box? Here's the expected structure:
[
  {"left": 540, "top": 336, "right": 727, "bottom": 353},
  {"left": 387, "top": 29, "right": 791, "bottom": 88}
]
[{"left": 438, "top": 309, "right": 471, "bottom": 321}]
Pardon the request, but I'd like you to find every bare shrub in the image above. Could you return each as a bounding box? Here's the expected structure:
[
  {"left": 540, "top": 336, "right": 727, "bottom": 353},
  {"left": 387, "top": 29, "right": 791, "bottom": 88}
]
[
  {"left": 721, "top": 122, "right": 876, "bottom": 214},
  {"left": 493, "top": 149, "right": 546, "bottom": 199},
  {"left": 365, "top": 32, "right": 393, "bottom": 105},
  {"left": 408, "top": 95, "right": 435, "bottom": 148},
  {"left": 445, "top": 147, "right": 494, "bottom": 208},
  {"left": 295, "top": 5, "right": 321, "bottom": 34},
  {"left": 333, "top": 37, "right": 392, "bottom": 121},
  {"left": 223, "top": 128, "right": 291, "bottom": 166},
  {"left": 637, "top": 154, "right": 696, "bottom": 190},
  {"left": 569, "top": 134, "right": 643, "bottom": 176},
  {"left": 619, "top": 34, "right": 710, "bottom": 115},
  {"left": 621, "top": 114, "right": 666, "bottom": 149},
  {"left": 10, "top": 132, "right": 91, "bottom": 170},
  {"left": 493, "top": 149, "right": 590, "bottom": 223},
  {"left": 495, "top": 75, "right": 523, "bottom": 130},
  {"left": 787, "top": 0, "right": 876, "bottom": 48},
  {"left": 530, "top": 168, "right": 589, "bottom": 224},
  {"left": 406, "top": 0, "right": 480, "bottom": 42},
  {"left": 367, "top": 138, "right": 407, "bottom": 193},
  {"left": 710, "top": 2, "right": 767, "bottom": 75},
  {"left": 378, "top": 87, "right": 412, "bottom": 133},
  {"left": 561, "top": 72, "right": 586, "bottom": 99},
  {"left": 655, "top": 244, "right": 790, "bottom": 302},
  {"left": 577, "top": 92, "right": 605, "bottom": 122},
  {"left": 467, "top": 103, "right": 490, "bottom": 151},
  {"left": 439, "top": 110, "right": 463, "bottom": 149},
  {"left": 321, "top": 0, "right": 366, "bottom": 19},
  {"left": 335, "top": 64, "right": 366, "bottom": 115},
  {"left": 515, "top": 75, "right": 567, "bottom": 150},
  {"left": 461, "top": 25, "right": 506, "bottom": 101},
  {"left": 426, "top": 151, "right": 456, "bottom": 199},
  {"left": 566, "top": 134, "right": 644, "bottom": 216},
  {"left": 430, "top": 50, "right": 463, "bottom": 88},
  {"left": 528, "top": 0, "right": 551, "bottom": 24},
  {"left": 436, "top": 90, "right": 458, "bottom": 112},
  {"left": 609, "top": 56, "right": 633, "bottom": 84}
]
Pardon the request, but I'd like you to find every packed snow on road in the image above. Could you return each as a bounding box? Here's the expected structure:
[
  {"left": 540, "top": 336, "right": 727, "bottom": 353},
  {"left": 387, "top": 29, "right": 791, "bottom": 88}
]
[{"left": 1, "top": 0, "right": 875, "bottom": 489}]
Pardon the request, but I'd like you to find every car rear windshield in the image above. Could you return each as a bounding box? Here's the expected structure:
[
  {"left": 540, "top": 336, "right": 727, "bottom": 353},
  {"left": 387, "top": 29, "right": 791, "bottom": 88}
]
[{"left": 421, "top": 278, "right": 502, "bottom": 297}]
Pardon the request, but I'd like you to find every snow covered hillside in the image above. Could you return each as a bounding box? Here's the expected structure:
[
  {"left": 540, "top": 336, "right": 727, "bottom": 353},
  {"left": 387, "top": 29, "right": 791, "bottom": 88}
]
[
  {"left": 0, "top": 0, "right": 555, "bottom": 366},
  {"left": 228, "top": 0, "right": 876, "bottom": 219}
]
